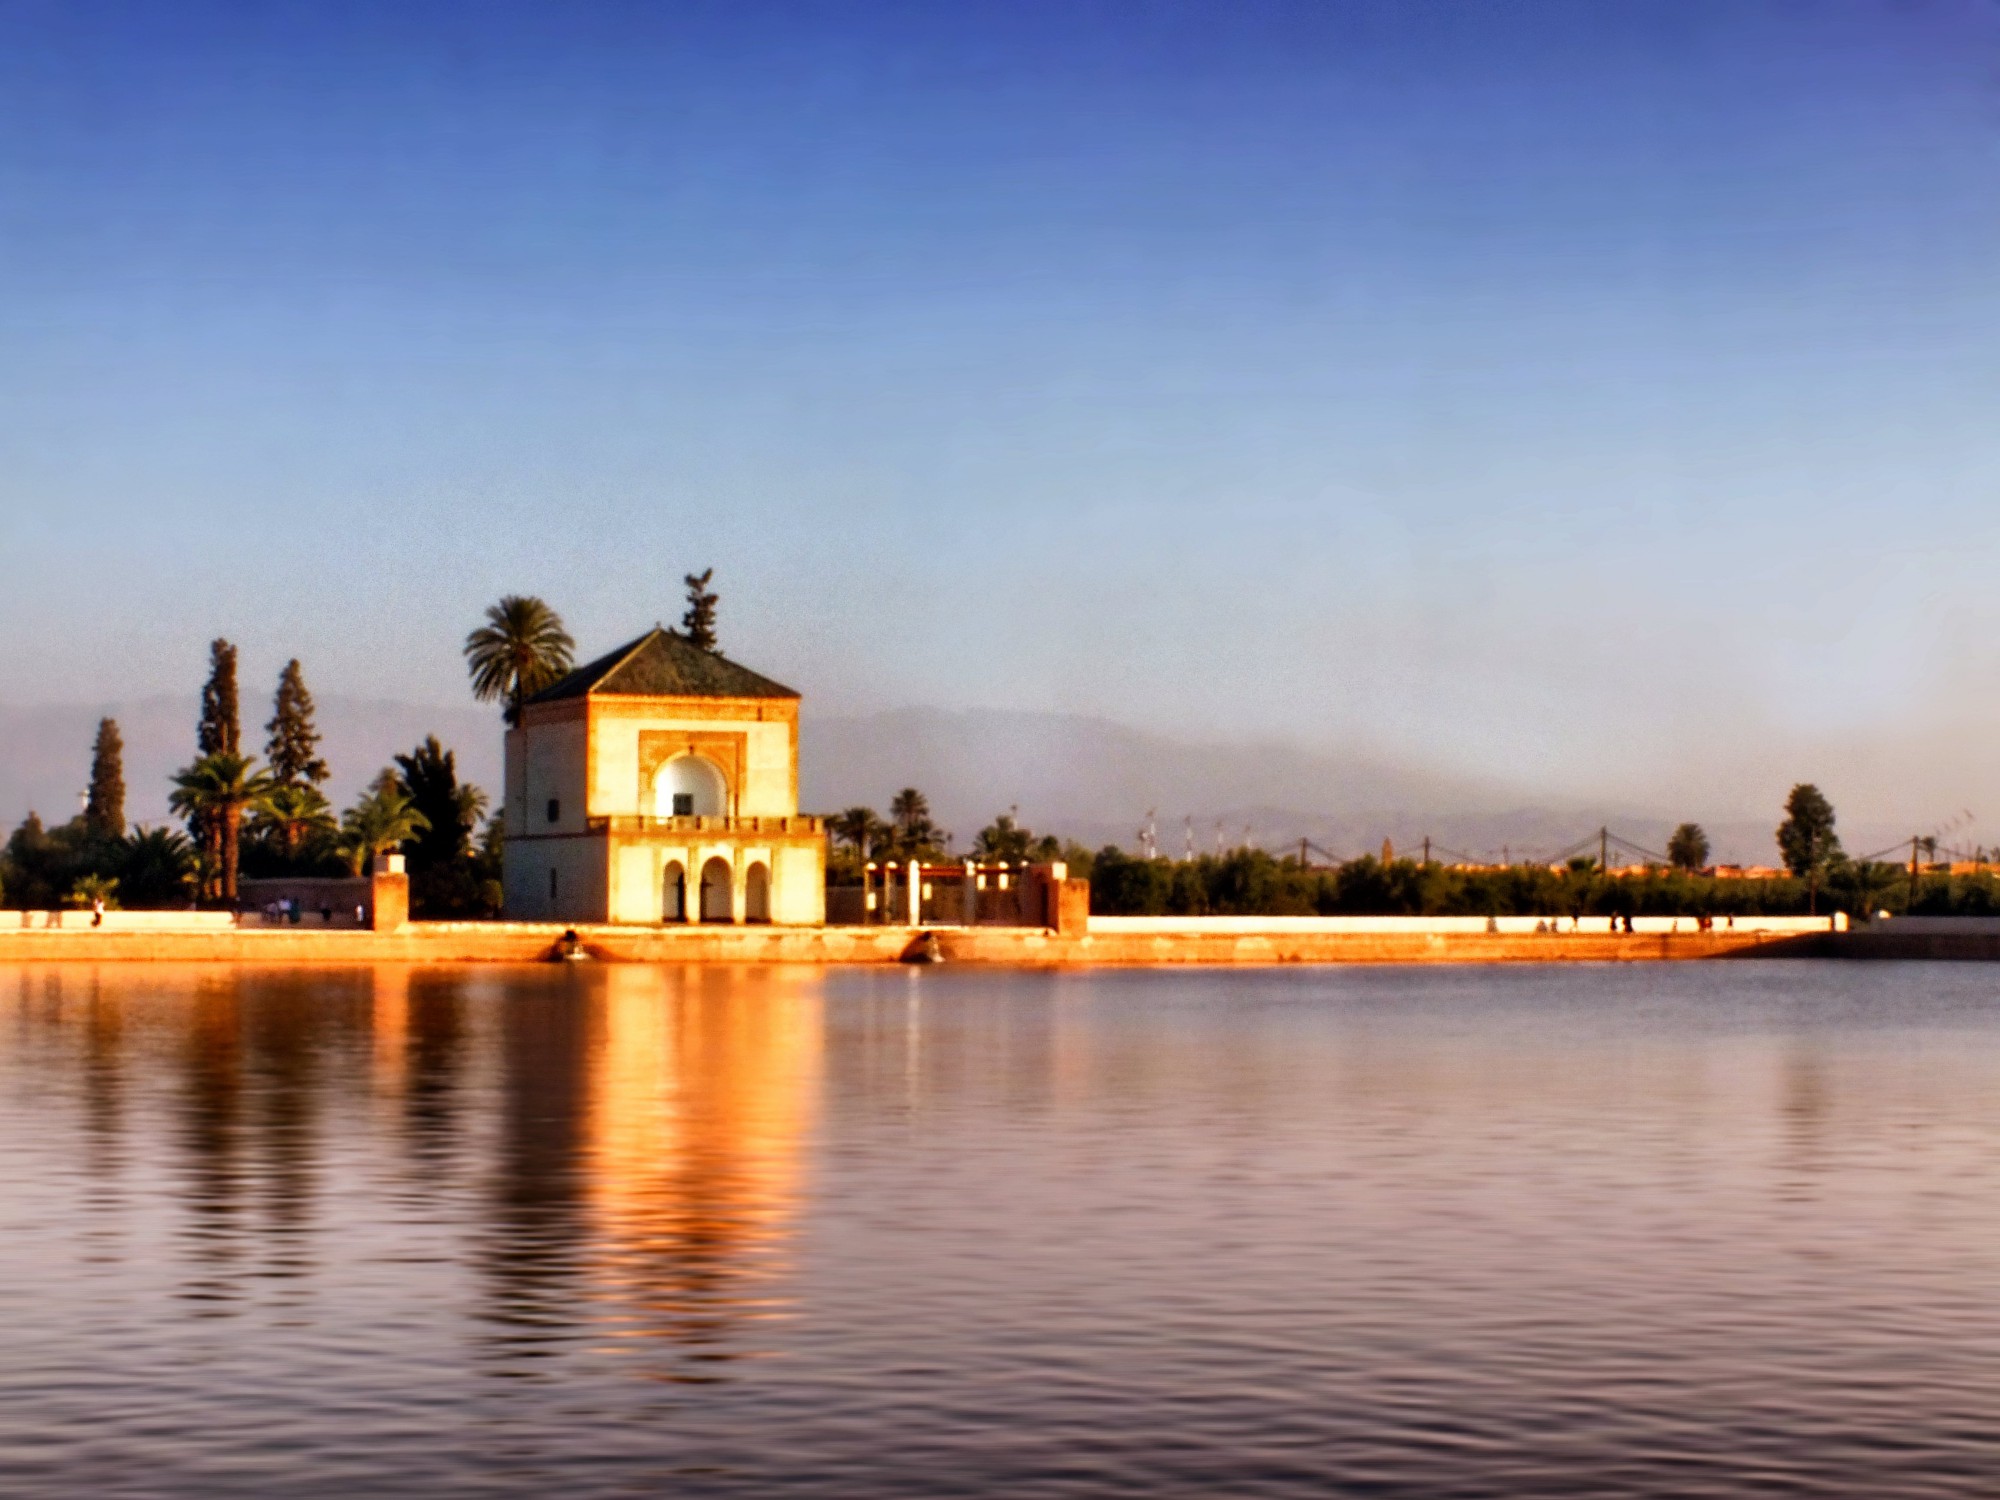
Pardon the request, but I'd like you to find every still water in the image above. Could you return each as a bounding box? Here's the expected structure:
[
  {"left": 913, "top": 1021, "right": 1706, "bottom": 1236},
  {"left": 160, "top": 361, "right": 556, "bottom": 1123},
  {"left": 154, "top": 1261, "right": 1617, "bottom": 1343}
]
[{"left": 3, "top": 961, "right": 1999, "bottom": 1497}]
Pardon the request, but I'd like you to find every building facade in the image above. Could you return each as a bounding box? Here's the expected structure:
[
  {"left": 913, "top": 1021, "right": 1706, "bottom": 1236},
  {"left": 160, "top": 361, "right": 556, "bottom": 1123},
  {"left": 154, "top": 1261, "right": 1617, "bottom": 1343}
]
[{"left": 501, "top": 627, "right": 826, "bottom": 925}]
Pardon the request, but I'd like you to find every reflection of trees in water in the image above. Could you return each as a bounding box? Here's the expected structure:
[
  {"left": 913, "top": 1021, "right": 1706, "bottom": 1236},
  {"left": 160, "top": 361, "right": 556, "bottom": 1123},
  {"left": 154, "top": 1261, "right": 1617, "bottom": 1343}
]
[
  {"left": 1778, "top": 1041, "right": 1830, "bottom": 1203},
  {"left": 167, "top": 970, "right": 374, "bottom": 1308},
  {"left": 372, "top": 968, "right": 473, "bottom": 1170},
  {"left": 78, "top": 973, "right": 125, "bottom": 1188},
  {"left": 176, "top": 974, "right": 246, "bottom": 1304},
  {"left": 477, "top": 977, "right": 594, "bottom": 1370}
]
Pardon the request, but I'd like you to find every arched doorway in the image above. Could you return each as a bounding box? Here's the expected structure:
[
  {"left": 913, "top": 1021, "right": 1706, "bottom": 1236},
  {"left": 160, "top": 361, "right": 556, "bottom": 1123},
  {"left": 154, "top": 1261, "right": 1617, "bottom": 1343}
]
[
  {"left": 699, "top": 856, "right": 734, "bottom": 923},
  {"left": 745, "top": 861, "right": 770, "bottom": 923},
  {"left": 654, "top": 755, "right": 727, "bottom": 819},
  {"left": 662, "top": 860, "right": 687, "bottom": 922}
]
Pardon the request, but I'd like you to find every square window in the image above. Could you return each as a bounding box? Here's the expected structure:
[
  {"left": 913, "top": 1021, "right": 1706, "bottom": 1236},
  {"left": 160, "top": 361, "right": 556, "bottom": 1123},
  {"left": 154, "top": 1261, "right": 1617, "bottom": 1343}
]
[
  {"left": 546, "top": 798, "right": 560, "bottom": 824},
  {"left": 673, "top": 793, "right": 694, "bottom": 816}
]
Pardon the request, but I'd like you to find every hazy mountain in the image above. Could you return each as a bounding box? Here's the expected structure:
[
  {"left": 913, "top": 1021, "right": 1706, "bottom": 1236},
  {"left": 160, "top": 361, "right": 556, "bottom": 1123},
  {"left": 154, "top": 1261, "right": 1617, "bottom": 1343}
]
[
  {"left": 798, "top": 708, "right": 1800, "bottom": 866},
  {"left": 1, "top": 698, "right": 1806, "bottom": 866}
]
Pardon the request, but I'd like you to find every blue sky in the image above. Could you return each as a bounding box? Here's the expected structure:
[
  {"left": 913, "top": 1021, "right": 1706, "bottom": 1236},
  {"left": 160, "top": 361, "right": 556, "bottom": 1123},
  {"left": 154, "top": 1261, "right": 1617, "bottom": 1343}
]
[{"left": 3, "top": 0, "right": 1999, "bottom": 817}]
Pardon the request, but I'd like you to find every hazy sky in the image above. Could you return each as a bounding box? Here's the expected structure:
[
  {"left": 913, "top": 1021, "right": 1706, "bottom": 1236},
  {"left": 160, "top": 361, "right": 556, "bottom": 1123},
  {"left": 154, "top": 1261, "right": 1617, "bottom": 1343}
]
[{"left": 4, "top": 1, "right": 1998, "bottom": 823}]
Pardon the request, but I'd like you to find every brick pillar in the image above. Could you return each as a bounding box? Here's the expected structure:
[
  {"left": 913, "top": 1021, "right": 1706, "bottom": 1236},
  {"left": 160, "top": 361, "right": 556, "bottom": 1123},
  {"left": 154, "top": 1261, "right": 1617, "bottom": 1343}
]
[
  {"left": 371, "top": 852, "right": 410, "bottom": 932},
  {"left": 1030, "top": 862, "right": 1090, "bottom": 936},
  {"left": 962, "top": 859, "right": 978, "bottom": 926},
  {"left": 905, "top": 860, "right": 921, "bottom": 926}
]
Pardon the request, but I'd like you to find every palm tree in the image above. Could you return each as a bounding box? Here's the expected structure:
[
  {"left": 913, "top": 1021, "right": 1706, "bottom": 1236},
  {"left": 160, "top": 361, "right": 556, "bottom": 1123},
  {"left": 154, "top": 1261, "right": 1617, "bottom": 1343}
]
[
  {"left": 888, "top": 787, "right": 947, "bottom": 859},
  {"left": 831, "top": 806, "right": 887, "bottom": 861},
  {"left": 464, "top": 595, "right": 576, "bottom": 726},
  {"left": 119, "top": 826, "right": 197, "bottom": 908},
  {"left": 169, "top": 752, "right": 277, "bottom": 905},
  {"left": 890, "top": 787, "right": 929, "bottom": 830},
  {"left": 251, "top": 782, "right": 337, "bottom": 861},
  {"left": 65, "top": 873, "right": 121, "bottom": 911},
  {"left": 338, "top": 774, "right": 432, "bottom": 876}
]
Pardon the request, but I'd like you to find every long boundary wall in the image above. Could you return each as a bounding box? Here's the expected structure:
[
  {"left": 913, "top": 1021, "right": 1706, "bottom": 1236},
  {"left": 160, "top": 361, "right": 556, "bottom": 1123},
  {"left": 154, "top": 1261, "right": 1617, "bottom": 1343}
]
[{"left": 0, "top": 922, "right": 1829, "bottom": 965}]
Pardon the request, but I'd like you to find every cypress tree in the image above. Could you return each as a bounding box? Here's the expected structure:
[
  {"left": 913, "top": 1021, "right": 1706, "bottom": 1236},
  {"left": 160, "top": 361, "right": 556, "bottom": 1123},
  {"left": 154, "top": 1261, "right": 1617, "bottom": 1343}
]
[
  {"left": 198, "top": 639, "right": 240, "bottom": 757},
  {"left": 85, "top": 718, "right": 126, "bottom": 838},
  {"left": 682, "top": 569, "right": 719, "bottom": 652},
  {"left": 265, "top": 659, "right": 329, "bottom": 787}
]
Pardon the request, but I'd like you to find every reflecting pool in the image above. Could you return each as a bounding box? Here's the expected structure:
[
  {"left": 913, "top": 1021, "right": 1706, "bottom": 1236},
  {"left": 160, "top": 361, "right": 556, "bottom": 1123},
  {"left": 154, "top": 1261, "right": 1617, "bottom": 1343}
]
[{"left": 3, "top": 961, "right": 1999, "bottom": 1496}]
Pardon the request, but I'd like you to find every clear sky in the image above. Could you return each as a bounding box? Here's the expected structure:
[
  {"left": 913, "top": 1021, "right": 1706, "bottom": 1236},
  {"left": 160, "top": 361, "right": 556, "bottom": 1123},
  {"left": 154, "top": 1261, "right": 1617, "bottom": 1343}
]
[{"left": 4, "top": 0, "right": 1998, "bottom": 822}]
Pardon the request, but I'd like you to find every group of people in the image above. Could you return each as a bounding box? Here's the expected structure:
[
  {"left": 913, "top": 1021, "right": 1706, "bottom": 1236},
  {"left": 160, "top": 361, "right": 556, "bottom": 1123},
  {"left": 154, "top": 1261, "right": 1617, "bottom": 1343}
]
[
  {"left": 1529, "top": 913, "right": 1731, "bottom": 934},
  {"left": 257, "top": 897, "right": 363, "bottom": 927}
]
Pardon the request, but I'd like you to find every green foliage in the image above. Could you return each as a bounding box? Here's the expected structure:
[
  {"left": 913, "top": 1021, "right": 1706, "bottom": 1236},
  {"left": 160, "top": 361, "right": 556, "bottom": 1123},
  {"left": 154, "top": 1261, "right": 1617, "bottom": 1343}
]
[
  {"left": 265, "top": 659, "right": 329, "bottom": 787},
  {"left": 1076, "top": 846, "right": 1962, "bottom": 920},
  {"left": 886, "top": 787, "right": 948, "bottom": 859},
  {"left": 86, "top": 718, "right": 126, "bottom": 839},
  {"left": 1666, "top": 822, "right": 1709, "bottom": 873},
  {"left": 681, "top": 568, "right": 719, "bottom": 652},
  {"left": 118, "top": 827, "right": 197, "bottom": 907},
  {"left": 243, "top": 783, "right": 341, "bottom": 878},
  {"left": 463, "top": 595, "right": 576, "bottom": 726},
  {"left": 828, "top": 806, "right": 890, "bottom": 881},
  {"left": 972, "top": 811, "right": 1061, "bottom": 865},
  {"left": 66, "top": 873, "right": 120, "bottom": 910},
  {"left": 169, "top": 751, "right": 277, "bottom": 903},
  {"left": 1776, "top": 784, "right": 1840, "bottom": 879},
  {"left": 391, "top": 736, "right": 493, "bottom": 917},
  {"left": 337, "top": 773, "right": 432, "bottom": 876},
  {"left": 0, "top": 816, "right": 192, "bottom": 910},
  {"left": 1775, "top": 782, "right": 1841, "bottom": 914},
  {"left": 198, "top": 638, "right": 240, "bottom": 757}
]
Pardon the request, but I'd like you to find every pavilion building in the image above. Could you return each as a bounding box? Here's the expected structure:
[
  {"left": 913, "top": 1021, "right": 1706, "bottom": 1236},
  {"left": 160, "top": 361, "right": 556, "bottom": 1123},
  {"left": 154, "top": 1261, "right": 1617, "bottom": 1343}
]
[{"left": 501, "top": 627, "right": 826, "bottom": 925}]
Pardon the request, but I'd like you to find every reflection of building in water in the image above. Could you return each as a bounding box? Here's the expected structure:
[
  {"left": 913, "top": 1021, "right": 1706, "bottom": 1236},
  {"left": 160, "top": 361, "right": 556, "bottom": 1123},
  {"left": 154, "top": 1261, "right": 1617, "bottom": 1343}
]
[{"left": 584, "top": 965, "right": 822, "bottom": 1361}]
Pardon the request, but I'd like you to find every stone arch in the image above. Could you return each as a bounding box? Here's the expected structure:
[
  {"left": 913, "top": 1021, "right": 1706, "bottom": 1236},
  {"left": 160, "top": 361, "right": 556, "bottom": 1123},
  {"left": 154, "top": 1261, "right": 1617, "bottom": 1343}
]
[
  {"left": 699, "top": 855, "right": 734, "bottom": 923},
  {"left": 744, "top": 861, "right": 771, "bottom": 923},
  {"left": 662, "top": 859, "right": 687, "bottom": 923},
  {"left": 654, "top": 754, "right": 728, "bottom": 819}
]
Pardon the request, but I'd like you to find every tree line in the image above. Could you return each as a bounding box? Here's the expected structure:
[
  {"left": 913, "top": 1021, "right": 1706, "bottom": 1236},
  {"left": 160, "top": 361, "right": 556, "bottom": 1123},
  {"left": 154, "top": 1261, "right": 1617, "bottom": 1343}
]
[
  {"left": 0, "top": 575, "right": 725, "bottom": 917},
  {"left": 1083, "top": 784, "right": 1974, "bottom": 918},
  {"left": 0, "top": 645, "right": 501, "bottom": 916}
]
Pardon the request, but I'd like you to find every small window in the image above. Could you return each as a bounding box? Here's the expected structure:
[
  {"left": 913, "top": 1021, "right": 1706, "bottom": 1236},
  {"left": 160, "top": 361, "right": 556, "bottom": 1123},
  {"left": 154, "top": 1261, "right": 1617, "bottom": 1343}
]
[
  {"left": 549, "top": 868, "right": 558, "bottom": 900},
  {"left": 672, "top": 793, "right": 694, "bottom": 817},
  {"left": 546, "top": 798, "right": 560, "bottom": 824}
]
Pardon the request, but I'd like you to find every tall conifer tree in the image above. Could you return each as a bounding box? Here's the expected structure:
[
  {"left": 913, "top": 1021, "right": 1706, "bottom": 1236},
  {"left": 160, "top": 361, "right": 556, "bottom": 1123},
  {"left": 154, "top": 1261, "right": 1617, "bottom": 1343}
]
[
  {"left": 266, "top": 659, "right": 329, "bottom": 787},
  {"left": 682, "top": 569, "right": 719, "bottom": 652},
  {"left": 198, "top": 639, "right": 240, "bottom": 756},
  {"left": 85, "top": 718, "right": 126, "bottom": 838}
]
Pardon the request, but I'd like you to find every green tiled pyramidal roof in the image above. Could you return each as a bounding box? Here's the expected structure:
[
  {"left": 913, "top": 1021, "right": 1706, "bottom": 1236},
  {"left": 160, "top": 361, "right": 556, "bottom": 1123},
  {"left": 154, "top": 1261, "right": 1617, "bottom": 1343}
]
[{"left": 527, "top": 628, "right": 799, "bottom": 704}]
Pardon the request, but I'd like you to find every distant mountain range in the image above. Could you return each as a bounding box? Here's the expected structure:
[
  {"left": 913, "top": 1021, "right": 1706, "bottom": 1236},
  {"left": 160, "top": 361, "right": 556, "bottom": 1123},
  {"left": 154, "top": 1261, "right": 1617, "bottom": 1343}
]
[
  {"left": 800, "top": 707, "right": 1793, "bottom": 866},
  {"left": 0, "top": 698, "right": 1800, "bottom": 866}
]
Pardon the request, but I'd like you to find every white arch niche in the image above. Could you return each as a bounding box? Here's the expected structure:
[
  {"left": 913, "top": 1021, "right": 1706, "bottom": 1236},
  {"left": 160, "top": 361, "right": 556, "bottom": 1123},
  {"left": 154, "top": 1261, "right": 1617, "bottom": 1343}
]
[{"left": 653, "top": 754, "right": 728, "bottom": 819}]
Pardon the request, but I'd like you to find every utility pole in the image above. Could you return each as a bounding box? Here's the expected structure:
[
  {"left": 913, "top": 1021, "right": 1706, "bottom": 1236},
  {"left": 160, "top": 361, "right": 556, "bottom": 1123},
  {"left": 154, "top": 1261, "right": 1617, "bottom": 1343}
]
[
  {"left": 1422, "top": 835, "right": 1431, "bottom": 868},
  {"left": 1299, "top": 837, "right": 1309, "bottom": 868},
  {"left": 1910, "top": 835, "right": 1921, "bottom": 911},
  {"left": 1600, "top": 826, "right": 1609, "bottom": 874}
]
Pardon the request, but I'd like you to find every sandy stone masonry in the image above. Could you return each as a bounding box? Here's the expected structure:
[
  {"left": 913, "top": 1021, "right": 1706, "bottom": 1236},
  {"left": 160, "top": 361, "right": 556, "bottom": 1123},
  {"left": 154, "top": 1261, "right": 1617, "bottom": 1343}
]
[{"left": 501, "top": 626, "right": 827, "bottom": 927}]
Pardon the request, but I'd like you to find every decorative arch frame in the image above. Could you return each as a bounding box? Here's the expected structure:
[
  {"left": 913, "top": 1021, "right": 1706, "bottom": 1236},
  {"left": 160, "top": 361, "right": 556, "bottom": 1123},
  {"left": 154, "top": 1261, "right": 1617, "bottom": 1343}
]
[{"left": 637, "top": 731, "right": 744, "bottom": 816}]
